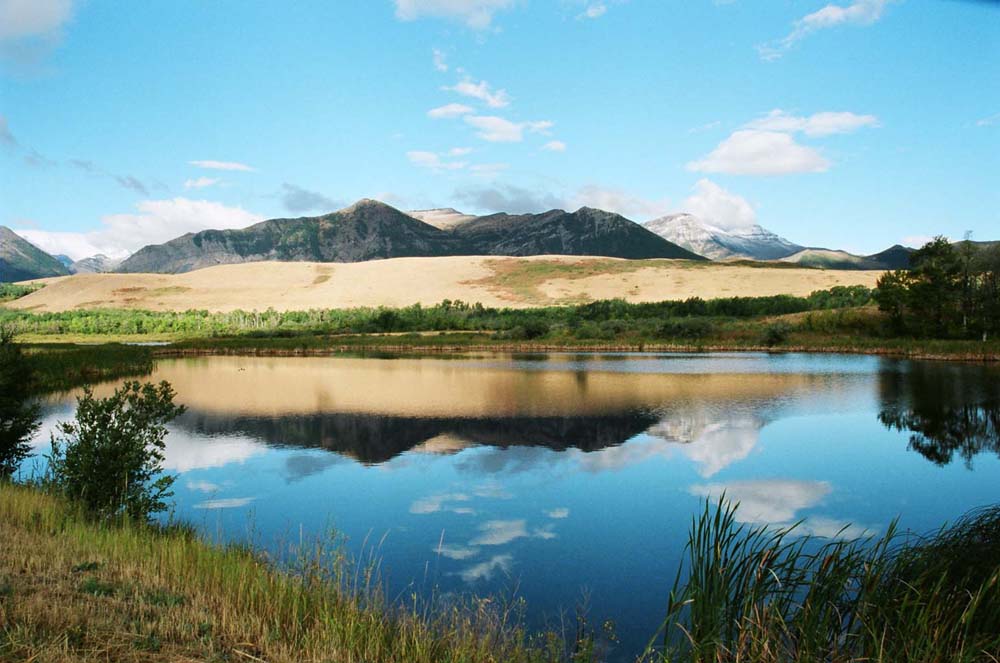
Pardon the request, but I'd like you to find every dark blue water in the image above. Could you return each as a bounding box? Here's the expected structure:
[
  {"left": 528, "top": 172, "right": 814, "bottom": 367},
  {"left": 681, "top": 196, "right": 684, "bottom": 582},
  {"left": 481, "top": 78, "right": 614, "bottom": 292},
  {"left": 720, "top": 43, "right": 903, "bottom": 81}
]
[{"left": 29, "top": 353, "right": 1000, "bottom": 659}]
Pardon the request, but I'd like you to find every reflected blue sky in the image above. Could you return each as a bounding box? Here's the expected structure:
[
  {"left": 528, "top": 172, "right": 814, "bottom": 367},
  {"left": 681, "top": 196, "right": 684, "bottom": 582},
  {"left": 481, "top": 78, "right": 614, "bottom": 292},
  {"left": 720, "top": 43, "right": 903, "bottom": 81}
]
[{"left": 26, "top": 353, "right": 1000, "bottom": 660}]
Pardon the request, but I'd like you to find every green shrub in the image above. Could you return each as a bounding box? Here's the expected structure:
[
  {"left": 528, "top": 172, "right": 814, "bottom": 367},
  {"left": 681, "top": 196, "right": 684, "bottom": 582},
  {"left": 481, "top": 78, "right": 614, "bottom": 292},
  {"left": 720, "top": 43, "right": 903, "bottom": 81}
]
[
  {"left": 760, "top": 322, "right": 791, "bottom": 347},
  {"left": 48, "top": 381, "right": 185, "bottom": 521}
]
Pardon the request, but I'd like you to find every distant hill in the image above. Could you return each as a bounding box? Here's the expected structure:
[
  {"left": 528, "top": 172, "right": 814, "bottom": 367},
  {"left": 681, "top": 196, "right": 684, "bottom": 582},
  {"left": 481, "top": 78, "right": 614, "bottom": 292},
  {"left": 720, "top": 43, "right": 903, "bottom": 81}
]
[
  {"left": 71, "top": 254, "right": 123, "bottom": 274},
  {"left": 453, "top": 207, "right": 703, "bottom": 260},
  {"left": 0, "top": 226, "right": 71, "bottom": 282},
  {"left": 118, "top": 200, "right": 702, "bottom": 274},
  {"left": 118, "top": 199, "right": 466, "bottom": 274},
  {"left": 779, "top": 248, "right": 883, "bottom": 270},
  {"left": 868, "top": 244, "right": 913, "bottom": 270},
  {"left": 644, "top": 213, "right": 802, "bottom": 261}
]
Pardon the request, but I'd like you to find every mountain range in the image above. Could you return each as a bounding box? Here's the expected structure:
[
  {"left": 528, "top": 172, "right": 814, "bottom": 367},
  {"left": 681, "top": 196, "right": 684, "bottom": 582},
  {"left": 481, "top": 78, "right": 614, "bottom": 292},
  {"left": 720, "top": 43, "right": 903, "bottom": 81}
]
[
  {"left": 3, "top": 200, "right": 987, "bottom": 282},
  {"left": 117, "top": 199, "right": 701, "bottom": 274}
]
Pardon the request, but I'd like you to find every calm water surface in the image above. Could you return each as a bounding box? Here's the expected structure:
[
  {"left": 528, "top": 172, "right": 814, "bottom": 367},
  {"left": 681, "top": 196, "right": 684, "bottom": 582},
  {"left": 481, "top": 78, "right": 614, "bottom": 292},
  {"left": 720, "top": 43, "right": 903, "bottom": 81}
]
[{"left": 29, "top": 352, "right": 1000, "bottom": 659}]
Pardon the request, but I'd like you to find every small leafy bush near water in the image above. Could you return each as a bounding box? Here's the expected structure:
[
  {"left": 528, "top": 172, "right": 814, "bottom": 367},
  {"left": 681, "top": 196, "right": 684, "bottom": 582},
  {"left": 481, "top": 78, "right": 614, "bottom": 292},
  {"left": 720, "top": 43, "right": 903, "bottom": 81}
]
[
  {"left": 47, "top": 381, "right": 185, "bottom": 521},
  {"left": 651, "top": 499, "right": 1000, "bottom": 662}
]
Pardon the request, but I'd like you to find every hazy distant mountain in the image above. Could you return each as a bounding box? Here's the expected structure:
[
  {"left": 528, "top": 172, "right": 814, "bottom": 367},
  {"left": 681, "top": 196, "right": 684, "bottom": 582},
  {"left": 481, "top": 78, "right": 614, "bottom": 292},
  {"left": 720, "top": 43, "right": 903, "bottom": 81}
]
[
  {"left": 55, "top": 254, "right": 75, "bottom": 270},
  {"left": 454, "top": 207, "right": 703, "bottom": 260},
  {"left": 780, "top": 245, "right": 920, "bottom": 270},
  {"left": 0, "top": 226, "right": 71, "bottom": 282},
  {"left": 644, "top": 213, "right": 802, "bottom": 261},
  {"left": 408, "top": 208, "right": 478, "bottom": 229},
  {"left": 118, "top": 199, "right": 465, "bottom": 274},
  {"left": 71, "top": 254, "right": 123, "bottom": 274},
  {"left": 116, "top": 200, "right": 703, "bottom": 274}
]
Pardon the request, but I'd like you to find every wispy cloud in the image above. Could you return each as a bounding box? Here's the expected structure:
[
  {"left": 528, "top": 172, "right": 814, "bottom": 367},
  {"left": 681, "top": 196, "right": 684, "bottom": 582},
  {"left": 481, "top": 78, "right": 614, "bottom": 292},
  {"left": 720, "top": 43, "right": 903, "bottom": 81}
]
[
  {"left": 458, "top": 554, "right": 513, "bottom": 582},
  {"left": 545, "top": 508, "right": 570, "bottom": 519},
  {"left": 432, "top": 47, "right": 448, "bottom": 72},
  {"left": 410, "top": 492, "right": 471, "bottom": 514},
  {"left": 758, "top": 0, "right": 891, "bottom": 61},
  {"left": 194, "top": 497, "right": 255, "bottom": 510},
  {"left": 394, "top": 0, "right": 517, "bottom": 29},
  {"left": 428, "top": 103, "right": 474, "bottom": 119},
  {"left": 541, "top": 140, "right": 567, "bottom": 152},
  {"left": 407, "top": 150, "right": 468, "bottom": 172},
  {"left": 464, "top": 115, "right": 552, "bottom": 142},
  {"left": 976, "top": 112, "right": 1000, "bottom": 127},
  {"left": 445, "top": 77, "right": 511, "bottom": 108},
  {"left": 470, "top": 519, "right": 528, "bottom": 546},
  {"left": 189, "top": 159, "right": 255, "bottom": 172},
  {"left": 745, "top": 109, "right": 880, "bottom": 136}
]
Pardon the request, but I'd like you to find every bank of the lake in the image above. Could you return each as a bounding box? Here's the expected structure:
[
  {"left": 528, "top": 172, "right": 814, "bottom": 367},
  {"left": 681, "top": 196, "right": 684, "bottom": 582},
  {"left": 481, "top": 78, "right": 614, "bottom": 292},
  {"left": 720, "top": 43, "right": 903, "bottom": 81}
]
[{"left": 0, "top": 483, "right": 584, "bottom": 663}]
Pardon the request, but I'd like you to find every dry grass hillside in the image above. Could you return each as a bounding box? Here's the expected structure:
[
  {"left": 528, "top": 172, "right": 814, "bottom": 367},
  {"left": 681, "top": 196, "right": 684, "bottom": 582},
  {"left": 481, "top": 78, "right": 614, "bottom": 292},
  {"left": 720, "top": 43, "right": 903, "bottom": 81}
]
[{"left": 7, "top": 256, "right": 883, "bottom": 313}]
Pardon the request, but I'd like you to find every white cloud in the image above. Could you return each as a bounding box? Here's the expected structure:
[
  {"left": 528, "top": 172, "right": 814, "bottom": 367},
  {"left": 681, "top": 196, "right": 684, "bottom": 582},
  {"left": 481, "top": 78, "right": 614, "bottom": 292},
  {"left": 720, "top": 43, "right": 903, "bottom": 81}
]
[
  {"left": 682, "top": 179, "right": 757, "bottom": 230},
  {"left": 187, "top": 480, "right": 222, "bottom": 493},
  {"left": 448, "top": 146, "right": 473, "bottom": 156},
  {"left": 759, "top": 0, "right": 890, "bottom": 60},
  {"left": 184, "top": 177, "right": 219, "bottom": 190},
  {"left": 394, "top": 0, "right": 517, "bottom": 29},
  {"left": 690, "top": 479, "right": 831, "bottom": 524},
  {"left": 542, "top": 140, "right": 567, "bottom": 152},
  {"left": 407, "top": 150, "right": 468, "bottom": 171},
  {"left": 687, "top": 130, "right": 830, "bottom": 175},
  {"left": 16, "top": 197, "right": 263, "bottom": 260},
  {"left": 428, "top": 103, "right": 474, "bottom": 119},
  {"left": 445, "top": 77, "right": 511, "bottom": 108},
  {"left": 189, "top": 160, "right": 255, "bottom": 172},
  {"left": 470, "top": 519, "right": 528, "bottom": 546},
  {"left": 569, "top": 184, "right": 671, "bottom": 220},
  {"left": 464, "top": 115, "right": 552, "bottom": 142},
  {"left": 435, "top": 544, "right": 478, "bottom": 560},
  {"left": 0, "top": 0, "right": 74, "bottom": 41},
  {"left": 976, "top": 112, "right": 1000, "bottom": 127},
  {"left": 745, "top": 109, "right": 880, "bottom": 136},
  {"left": 432, "top": 47, "right": 448, "bottom": 72},
  {"left": 580, "top": 3, "right": 607, "bottom": 19},
  {"left": 409, "top": 492, "right": 470, "bottom": 514},
  {"left": 458, "top": 554, "right": 512, "bottom": 582},
  {"left": 193, "top": 497, "right": 255, "bottom": 510},
  {"left": 545, "top": 508, "right": 570, "bottom": 519}
]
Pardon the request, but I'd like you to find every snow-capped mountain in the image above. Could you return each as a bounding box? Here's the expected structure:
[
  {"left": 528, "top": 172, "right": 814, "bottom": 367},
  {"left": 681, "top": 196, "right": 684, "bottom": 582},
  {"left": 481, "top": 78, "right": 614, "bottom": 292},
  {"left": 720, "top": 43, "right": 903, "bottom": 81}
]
[
  {"left": 407, "top": 207, "right": 478, "bottom": 230},
  {"left": 70, "top": 254, "right": 123, "bottom": 274},
  {"left": 643, "top": 213, "right": 802, "bottom": 261}
]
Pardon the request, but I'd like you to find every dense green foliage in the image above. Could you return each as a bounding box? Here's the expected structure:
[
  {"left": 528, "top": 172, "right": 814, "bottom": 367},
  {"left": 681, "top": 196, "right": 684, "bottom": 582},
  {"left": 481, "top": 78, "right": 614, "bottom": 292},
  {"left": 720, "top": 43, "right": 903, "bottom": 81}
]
[
  {"left": 876, "top": 237, "right": 1000, "bottom": 339},
  {"left": 0, "top": 283, "right": 41, "bottom": 302},
  {"left": 655, "top": 499, "right": 1000, "bottom": 662},
  {"left": 0, "top": 328, "right": 39, "bottom": 477},
  {"left": 47, "top": 381, "right": 185, "bottom": 521},
  {"left": 0, "top": 285, "right": 874, "bottom": 341}
]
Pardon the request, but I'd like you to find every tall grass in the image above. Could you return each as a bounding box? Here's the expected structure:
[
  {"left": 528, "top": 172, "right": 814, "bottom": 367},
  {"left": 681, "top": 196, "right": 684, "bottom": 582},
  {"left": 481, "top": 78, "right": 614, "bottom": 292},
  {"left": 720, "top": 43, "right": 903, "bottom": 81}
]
[
  {"left": 650, "top": 498, "right": 1000, "bottom": 662},
  {"left": 0, "top": 484, "right": 589, "bottom": 662}
]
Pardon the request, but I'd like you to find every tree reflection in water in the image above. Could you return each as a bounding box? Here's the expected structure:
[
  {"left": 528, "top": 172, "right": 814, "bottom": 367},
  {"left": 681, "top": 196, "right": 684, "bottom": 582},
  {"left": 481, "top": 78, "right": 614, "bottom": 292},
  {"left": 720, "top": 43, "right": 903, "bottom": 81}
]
[{"left": 879, "top": 361, "right": 1000, "bottom": 467}]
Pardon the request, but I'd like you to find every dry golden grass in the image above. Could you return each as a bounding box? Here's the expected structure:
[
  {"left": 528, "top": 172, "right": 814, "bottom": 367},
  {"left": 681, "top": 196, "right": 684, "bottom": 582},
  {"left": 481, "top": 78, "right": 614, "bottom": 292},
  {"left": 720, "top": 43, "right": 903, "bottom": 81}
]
[{"left": 7, "top": 256, "right": 882, "bottom": 313}]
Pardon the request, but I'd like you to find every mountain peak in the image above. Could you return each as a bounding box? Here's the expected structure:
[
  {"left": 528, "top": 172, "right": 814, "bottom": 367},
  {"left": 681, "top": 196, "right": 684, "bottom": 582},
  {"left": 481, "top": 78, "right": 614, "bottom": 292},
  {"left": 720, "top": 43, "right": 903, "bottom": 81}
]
[
  {"left": 644, "top": 213, "right": 802, "bottom": 261},
  {"left": 338, "top": 198, "right": 399, "bottom": 214}
]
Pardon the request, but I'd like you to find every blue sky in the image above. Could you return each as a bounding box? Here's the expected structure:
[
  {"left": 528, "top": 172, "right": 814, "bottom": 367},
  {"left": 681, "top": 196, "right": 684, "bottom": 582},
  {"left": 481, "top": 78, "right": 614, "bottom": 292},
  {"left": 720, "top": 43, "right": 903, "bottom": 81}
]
[{"left": 1, "top": 0, "right": 997, "bottom": 259}]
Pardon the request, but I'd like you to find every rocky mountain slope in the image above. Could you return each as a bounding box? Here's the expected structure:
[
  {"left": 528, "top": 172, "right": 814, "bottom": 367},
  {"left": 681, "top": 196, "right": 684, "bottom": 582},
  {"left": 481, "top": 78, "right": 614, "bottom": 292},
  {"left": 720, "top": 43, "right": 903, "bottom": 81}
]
[
  {"left": 0, "top": 226, "right": 71, "bottom": 282},
  {"left": 118, "top": 199, "right": 467, "bottom": 274}
]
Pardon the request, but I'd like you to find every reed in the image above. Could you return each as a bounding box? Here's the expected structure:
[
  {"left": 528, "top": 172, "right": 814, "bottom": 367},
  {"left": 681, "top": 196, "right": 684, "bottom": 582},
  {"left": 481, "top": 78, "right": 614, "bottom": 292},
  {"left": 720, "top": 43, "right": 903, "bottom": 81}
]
[{"left": 649, "top": 498, "right": 1000, "bottom": 662}]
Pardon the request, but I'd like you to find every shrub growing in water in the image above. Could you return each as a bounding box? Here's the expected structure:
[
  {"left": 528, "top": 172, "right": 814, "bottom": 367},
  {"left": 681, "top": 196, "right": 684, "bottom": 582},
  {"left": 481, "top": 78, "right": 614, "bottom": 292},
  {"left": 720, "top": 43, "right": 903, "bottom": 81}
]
[
  {"left": 48, "top": 381, "right": 185, "bottom": 521},
  {"left": 0, "top": 327, "right": 39, "bottom": 478}
]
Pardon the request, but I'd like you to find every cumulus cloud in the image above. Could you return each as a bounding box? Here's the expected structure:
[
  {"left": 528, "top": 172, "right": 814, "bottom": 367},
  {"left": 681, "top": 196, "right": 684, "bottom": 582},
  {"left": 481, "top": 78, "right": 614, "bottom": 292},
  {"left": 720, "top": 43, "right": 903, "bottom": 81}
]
[
  {"left": 428, "top": 103, "right": 474, "bottom": 119},
  {"left": 681, "top": 179, "right": 757, "bottom": 230},
  {"left": 745, "top": 109, "right": 880, "bottom": 136},
  {"left": 445, "top": 77, "right": 511, "bottom": 108},
  {"left": 689, "top": 479, "right": 831, "bottom": 524},
  {"left": 464, "top": 115, "right": 552, "bottom": 142},
  {"left": 541, "top": 140, "right": 567, "bottom": 152},
  {"left": 687, "top": 130, "right": 830, "bottom": 175},
  {"left": 280, "top": 183, "right": 342, "bottom": 213},
  {"left": 407, "top": 150, "right": 468, "bottom": 172},
  {"left": 184, "top": 177, "right": 219, "bottom": 190},
  {"left": 453, "top": 183, "right": 564, "bottom": 214},
  {"left": 394, "top": 0, "right": 517, "bottom": 29},
  {"left": 759, "top": 0, "right": 891, "bottom": 61},
  {"left": 16, "top": 197, "right": 263, "bottom": 260},
  {"left": 189, "top": 159, "right": 255, "bottom": 172},
  {"left": 0, "top": 0, "right": 75, "bottom": 65}
]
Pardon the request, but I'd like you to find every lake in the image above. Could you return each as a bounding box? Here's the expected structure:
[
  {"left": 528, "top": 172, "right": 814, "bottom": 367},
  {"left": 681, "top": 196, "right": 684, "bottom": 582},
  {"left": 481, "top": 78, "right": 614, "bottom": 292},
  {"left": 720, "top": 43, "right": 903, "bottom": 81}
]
[{"left": 28, "top": 352, "right": 1000, "bottom": 660}]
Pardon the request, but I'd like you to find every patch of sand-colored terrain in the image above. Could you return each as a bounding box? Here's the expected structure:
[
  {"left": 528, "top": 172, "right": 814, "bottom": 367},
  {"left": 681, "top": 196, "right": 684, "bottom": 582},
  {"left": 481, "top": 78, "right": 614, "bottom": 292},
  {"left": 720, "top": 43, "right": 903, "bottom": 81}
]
[{"left": 8, "top": 256, "right": 882, "bottom": 313}]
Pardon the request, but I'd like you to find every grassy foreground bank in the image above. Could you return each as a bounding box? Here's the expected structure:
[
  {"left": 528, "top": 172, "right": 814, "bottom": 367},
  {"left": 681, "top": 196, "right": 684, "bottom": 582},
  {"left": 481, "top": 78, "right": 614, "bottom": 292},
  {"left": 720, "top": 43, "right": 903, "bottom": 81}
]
[{"left": 0, "top": 484, "right": 584, "bottom": 663}]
